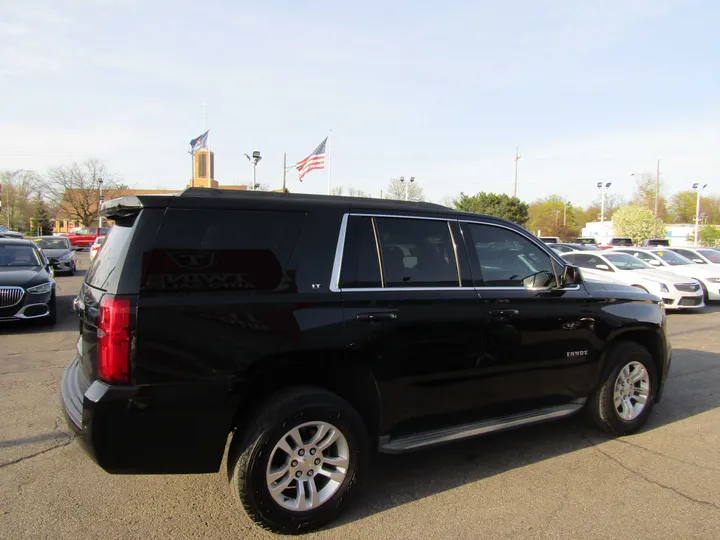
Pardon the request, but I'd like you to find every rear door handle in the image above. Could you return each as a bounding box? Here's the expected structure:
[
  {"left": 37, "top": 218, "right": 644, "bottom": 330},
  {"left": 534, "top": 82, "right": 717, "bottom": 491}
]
[
  {"left": 489, "top": 309, "right": 519, "bottom": 319},
  {"left": 356, "top": 312, "right": 398, "bottom": 322}
]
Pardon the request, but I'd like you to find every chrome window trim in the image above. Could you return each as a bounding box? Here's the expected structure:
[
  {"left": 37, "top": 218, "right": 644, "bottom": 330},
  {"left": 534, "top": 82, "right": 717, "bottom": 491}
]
[{"left": 330, "top": 213, "right": 581, "bottom": 293}]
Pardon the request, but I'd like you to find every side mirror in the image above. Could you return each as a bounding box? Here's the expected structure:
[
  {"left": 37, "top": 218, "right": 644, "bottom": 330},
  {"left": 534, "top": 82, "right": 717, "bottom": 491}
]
[
  {"left": 692, "top": 258, "right": 705, "bottom": 264},
  {"left": 649, "top": 260, "right": 661, "bottom": 266},
  {"left": 561, "top": 265, "right": 583, "bottom": 287},
  {"left": 595, "top": 264, "right": 611, "bottom": 271},
  {"left": 523, "top": 270, "right": 556, "bottom": 290}
]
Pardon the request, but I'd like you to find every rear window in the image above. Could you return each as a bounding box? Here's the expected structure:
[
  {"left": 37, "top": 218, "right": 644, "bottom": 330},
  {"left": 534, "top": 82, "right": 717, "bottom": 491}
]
[
  {"left": 144, "top": 209, "right": 304, "bottom": 292},
  {"left": 85, "top": 224, "right": 135, "bottom": 291}
]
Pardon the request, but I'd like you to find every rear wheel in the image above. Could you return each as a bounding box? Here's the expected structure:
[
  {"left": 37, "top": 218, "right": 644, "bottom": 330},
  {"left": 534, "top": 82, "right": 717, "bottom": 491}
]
[
  {"left": 586, "top": 342, "right": 657, "bottom": 435},
  {"left": 228, "top": 387, "right": 368, "bottom": 534}
]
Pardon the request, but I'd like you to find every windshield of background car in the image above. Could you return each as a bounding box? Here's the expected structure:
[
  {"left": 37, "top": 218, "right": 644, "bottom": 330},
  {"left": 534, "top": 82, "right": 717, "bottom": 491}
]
[
  {"left": 698, "top": 249, "right": 720, "bottom": 263},
  {"left": 653, "top": 250, "right": 691, "bottom": 266},
  {"left": 32, "top": 237, "right": 70, "bottom": 250},
  {"left": 0, "top": 245, "right": 42, "bottom": 266},
  {"left": 604, "top": 253, "right": 652, "bottom": 270}
]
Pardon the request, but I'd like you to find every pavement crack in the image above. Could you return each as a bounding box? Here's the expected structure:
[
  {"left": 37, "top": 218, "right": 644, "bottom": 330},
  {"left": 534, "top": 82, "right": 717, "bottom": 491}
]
[
  {"left": 585, "top": 437, "right": 720, "bottom": 510},
  {"left": 0, "top": 436, "right": 74, "bottom": 469},
  {"left": 611, "top": 436, "right": 720, "bottom": 473}
]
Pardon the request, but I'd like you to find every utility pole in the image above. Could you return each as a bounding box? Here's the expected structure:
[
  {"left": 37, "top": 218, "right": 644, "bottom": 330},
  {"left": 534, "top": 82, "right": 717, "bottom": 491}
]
[
  {"left": 399, "top": 176, "right": 415, "bottom": 201},
  {"left": 693, "top": 183, "right": 708, "bottom": 246},
  {"left": 563, "top": 200, "right": 567, "bottom": 226},
  {"left": 653, "top": 159, "right": 660, "bottom": 237},
  {"left": 98, "top": 177, "right": 104, "bottom": 228},
  {"left": 513, "top": 147, "right": 521, "bottom": 198},
  {"left": 282, "top": 152, "right": 287, "bottom": 192}
]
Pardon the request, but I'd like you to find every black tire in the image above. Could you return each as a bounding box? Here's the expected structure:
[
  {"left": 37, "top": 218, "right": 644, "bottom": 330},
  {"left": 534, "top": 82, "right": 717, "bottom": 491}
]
[
  {"left": 43, "top": 295, "right": 57, "bottom": 326},
  {"left": 68, "top": 264, "right": 75, "bottom": 276},
  {"left": 699, "top": 281, "right": 710, "bottom": 304},
  {"left": 586, "top": 342, "right": 657, "bottom": 435},
  {"left": 228, "top": 387, "right": 369, "bottom": 534}
]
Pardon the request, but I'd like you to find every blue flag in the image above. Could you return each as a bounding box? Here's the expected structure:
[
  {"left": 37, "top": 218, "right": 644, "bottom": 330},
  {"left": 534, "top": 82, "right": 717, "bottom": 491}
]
[{"left": 189, "top": 130, "right": 209, "bottom": 153}]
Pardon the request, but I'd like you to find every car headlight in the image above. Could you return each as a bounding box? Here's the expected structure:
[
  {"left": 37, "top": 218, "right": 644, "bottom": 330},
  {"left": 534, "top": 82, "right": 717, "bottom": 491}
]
[
  {"left": 706, "top": 277, "right": 720, "bottom": 284},
  {"left": 27, "top": 281, "right": 53, "bottom": 294},
  {"left": 658, "top": 283, "right": 669, "bottom": 292},
  {"left": 61, "top": 252, "right": 73, "bottom": 261}
]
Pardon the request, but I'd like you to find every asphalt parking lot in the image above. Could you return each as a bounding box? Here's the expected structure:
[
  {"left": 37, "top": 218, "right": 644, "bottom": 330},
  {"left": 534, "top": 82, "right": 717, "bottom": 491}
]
[{"left": 2, "top": 253, "right": 720, "bottom": 539}]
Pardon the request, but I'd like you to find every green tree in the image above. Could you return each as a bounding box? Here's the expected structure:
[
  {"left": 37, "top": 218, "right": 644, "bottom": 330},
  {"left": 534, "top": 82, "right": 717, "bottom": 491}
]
[
  {"left": 454, "top": 192, "right": 529, "bottom": 226},
  {"left": 632, "top": 173, "right": 667, "bottom": 221},
  {"left": 668, "top": 190, "right": 699, "bottom": 223},
  {"left": 527, "top": 195, "right": 579, "bottom": 240},
  {"left": 612, "top": 205, "right": 667, "bottom": 245},
  {"left": 698, "top": 225, "right": 720, "bottom": 247},
  {"left": 30, "top": 198, "right": 54, "bottom": 236},
  {"left": 0, "top": 169, "right": 40, "bottom": 232}
]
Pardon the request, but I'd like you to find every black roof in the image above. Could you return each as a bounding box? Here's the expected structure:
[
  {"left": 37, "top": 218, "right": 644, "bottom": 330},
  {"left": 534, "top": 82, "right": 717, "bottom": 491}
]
[
  {"left": 0, "top": 238, "right": 35, "bottom": 246},
  {"left": 102, "top": 187, "right": 514, "bottom": 226}
]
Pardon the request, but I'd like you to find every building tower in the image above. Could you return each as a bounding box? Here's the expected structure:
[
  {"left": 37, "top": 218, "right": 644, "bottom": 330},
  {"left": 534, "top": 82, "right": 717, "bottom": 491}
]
[{"left": 190, "top": 148, "right": 218, "bottom": 188}]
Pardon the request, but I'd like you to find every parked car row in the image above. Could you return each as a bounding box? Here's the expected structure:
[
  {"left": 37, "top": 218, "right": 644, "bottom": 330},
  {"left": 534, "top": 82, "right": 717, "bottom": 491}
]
[{"left": 553, "top": 245, "right": 720, "bottom": 309}]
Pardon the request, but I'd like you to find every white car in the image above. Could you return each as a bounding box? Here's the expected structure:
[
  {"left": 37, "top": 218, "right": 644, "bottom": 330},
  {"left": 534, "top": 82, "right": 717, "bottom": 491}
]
[
  {"left": 89, "top": 236, "right": 105, "bottom": 261},
  {"left": 668, "top": 246, "right": 720, "bottom": 266},
  {"left": 561, "top": 251, "right": 704, "bottom": 310},
  {"left": 613, "top": 248, "right": 720, "bottom": 302}
]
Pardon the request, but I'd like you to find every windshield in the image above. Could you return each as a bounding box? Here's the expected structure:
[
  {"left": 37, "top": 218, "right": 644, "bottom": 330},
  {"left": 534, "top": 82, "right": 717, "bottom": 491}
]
[
  {"left": 698, "top": 249, "right": 720, "bottom": 263},
  {"left": 604, "top": 253, "right": 652, "bottom": 270},
  {"left": 0, "top": 245, "right": 42, "bottom": 266},
  {"left": 652, "top": 250, "right": 691, "bottom": 266},
  {"left": 32, "top": 237, "right": 70, "bottom": 250}
]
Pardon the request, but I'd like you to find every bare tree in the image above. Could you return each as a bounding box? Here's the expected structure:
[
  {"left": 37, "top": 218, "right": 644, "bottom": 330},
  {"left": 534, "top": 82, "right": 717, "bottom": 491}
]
[
  {"left": 0, "top": 169, "right": 41, "bottom": 231},
  {"left": 385, "top": 178, "right": 425, "bottom": 202},
  {"left": 347, "top": 187, "right": 369, "bottom": 198},
  {"left": 330, "top": 186, "right": 344, "bottom": 196},
  {"left": 43, "top": 159, "right": 125, "bottom": 227}
]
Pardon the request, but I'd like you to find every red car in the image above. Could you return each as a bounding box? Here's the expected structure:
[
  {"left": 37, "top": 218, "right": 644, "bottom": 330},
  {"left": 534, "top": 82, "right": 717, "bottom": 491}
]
[{"left": 62, "top": 227, "right": 110, "bottom": 249}]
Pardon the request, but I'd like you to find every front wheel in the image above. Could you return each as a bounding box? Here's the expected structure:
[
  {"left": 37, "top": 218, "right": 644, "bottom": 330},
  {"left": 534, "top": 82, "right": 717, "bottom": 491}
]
[
  {"left": 228, "top": 387, "right": 368, "bottom": 534},
  {"left": 586, "top": 342, "right": 657, "bottom": 435}
]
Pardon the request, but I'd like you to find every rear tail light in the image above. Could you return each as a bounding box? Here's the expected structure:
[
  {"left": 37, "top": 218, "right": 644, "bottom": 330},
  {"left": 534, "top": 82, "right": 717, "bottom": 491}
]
[{"left": 97, "top": 296, "right": 132, "bottom": 384}]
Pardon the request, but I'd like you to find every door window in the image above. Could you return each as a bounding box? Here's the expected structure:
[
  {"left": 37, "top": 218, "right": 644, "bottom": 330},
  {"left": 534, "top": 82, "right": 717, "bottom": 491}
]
[
  {"left": 339, "top": 216, "right": 382, "bottom": 288},
  {"left": 463, "top": 223, "right": 557, "bottom": 288},
  {"left": 374, "top": 217, "right": 459, "bottom": 288}
]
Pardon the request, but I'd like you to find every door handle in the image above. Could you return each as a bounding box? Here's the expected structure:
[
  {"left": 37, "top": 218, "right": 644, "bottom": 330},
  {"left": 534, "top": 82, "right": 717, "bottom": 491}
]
[
  {"left": 356, "top": 312, "right": 398, "bottom": 322},
  {"left": 489, "top": 309, "right": 519, "bottom": 319}
]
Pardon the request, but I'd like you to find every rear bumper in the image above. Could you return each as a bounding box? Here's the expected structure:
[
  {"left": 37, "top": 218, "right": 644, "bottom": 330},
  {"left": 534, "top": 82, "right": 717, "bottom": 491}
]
[{"left": 61, "top": 356, "right": 236, "bottom": 474}]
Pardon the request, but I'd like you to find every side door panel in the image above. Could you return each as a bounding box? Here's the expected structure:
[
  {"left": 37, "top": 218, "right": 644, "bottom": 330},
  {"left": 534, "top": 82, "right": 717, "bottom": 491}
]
[{"left": 460, "top": 222, "right": 602, "bottom": 407}]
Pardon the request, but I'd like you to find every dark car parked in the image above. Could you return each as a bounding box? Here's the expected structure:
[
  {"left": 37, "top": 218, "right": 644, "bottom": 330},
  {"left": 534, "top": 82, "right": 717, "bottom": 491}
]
[
  {"left": 0, "top": 225, "right": 24, "bottom": 239},
  {"left": 61, "top": 188, "right": 671, "bottom": 534},
  {"left": 643, "top": 238, "right": 670, "bottom": 247},
  {"left": 0, "top": 238, "right": 56, "bottom": 324},
  {"left": 31, "top": 236, "right": 77, "bottom": 275}
]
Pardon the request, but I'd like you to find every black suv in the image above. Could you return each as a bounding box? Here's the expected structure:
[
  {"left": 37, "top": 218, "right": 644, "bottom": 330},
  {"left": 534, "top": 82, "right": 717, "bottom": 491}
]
[{"left": 61, "top": 189, "right": 671, "bottom": 534}]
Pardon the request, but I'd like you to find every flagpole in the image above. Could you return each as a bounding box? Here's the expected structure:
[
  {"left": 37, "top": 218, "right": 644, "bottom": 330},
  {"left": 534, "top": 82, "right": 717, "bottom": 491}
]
[{"left": 327, "top": 129, "right": 332, "bottom": 195}]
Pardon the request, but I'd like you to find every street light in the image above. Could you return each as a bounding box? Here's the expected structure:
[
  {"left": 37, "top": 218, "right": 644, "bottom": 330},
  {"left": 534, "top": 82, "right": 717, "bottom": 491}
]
[
  {"left": 244, "top": 151, "right": 262, "bottom": 191},
  {"left": 692, "top": 183, "right": 708, "bottom": 246},
  {"left": 98, "top": 177, "right": 104, "bottom": 228},
  {"left": 596, "top": 182, "right": 612, "bottom": 223},
  {"left": 399, "top": 176, "right": 415, "bottom": 201}
]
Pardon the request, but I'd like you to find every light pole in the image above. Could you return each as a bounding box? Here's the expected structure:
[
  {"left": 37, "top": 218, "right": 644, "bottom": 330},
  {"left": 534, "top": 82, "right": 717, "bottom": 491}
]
[
  {"left": 399, "top": 176, "right": 415, "bottom": 201},
  {"left": 244, "top": 151, "right": 262, "bottom": 191},
  {"left": 596, "top": 182, "right": 612, "bottom": 223},
  {"left": 98, "top": 177, "right": 104, "bottom": 228},
  {"left": 693, "top": 183, "right": 708, "bottom": 246}
]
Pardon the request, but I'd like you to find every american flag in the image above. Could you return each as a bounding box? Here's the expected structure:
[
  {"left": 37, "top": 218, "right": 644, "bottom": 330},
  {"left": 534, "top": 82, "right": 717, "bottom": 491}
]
[{"left": 296, "top": 137, "right": 327, "bottom": 181}]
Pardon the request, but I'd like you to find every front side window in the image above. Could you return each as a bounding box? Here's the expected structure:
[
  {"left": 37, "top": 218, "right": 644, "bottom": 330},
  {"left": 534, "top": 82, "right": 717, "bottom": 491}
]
[
  {"left": 463, "top": 223, "right": 557, "bottom": 288},
  {"left": 604, "top": 253, "right": 651, "bottom": 270},
  {"left": 374, "top": 217, "right": 459, "bottom": 288},
  {"left": 563, "top": 254, "right": 595, "bottom": 269}
]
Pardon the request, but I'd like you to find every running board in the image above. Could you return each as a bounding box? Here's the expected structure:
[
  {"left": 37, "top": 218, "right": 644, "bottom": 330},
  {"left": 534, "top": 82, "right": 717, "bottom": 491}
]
[{"left": 378, "top": 400, "right": 586, "bottom": 453}]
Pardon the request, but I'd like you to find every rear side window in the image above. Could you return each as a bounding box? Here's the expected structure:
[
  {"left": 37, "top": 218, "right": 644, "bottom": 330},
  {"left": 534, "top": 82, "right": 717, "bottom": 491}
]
[
  {"left": 374, "top": 217, "right": 459, "bottom": 288},
  {"left": 339, "top": 216, "right": 382, "bottom": 288},
  {"left": 86, "top": 223, "right": 135, "bottom": 291},
  {"left": 145, "top": 209, "right": 303, "bottom": 292}
]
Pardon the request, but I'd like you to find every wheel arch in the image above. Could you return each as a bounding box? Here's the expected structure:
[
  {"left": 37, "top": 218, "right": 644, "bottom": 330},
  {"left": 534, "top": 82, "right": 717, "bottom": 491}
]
[
  {"left": 231, "top": 351, "right": 382, "bottom": 444},
  {"left": 603, "top": 327, "right": 665, "bottom": 401}
]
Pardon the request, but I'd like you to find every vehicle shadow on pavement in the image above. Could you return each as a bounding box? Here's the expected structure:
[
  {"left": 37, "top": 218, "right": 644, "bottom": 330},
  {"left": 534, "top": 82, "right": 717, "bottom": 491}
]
[{"left": 331, "top": 347, "right": 720, "bottom": 529}]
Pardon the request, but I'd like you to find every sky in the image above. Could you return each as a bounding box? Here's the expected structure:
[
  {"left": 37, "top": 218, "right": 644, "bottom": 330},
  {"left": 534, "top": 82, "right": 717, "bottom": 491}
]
[{"left": 1, "top": 0, "right": 719, "bottom": 207}]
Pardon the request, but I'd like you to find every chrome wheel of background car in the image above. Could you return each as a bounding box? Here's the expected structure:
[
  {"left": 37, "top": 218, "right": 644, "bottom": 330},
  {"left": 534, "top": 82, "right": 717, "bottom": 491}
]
[
  {"left": 266, "top": 421, "right": 350, "bottom": 512},
  {"left": 613, "top": 361, "right": 651, "bottom": 421}
]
